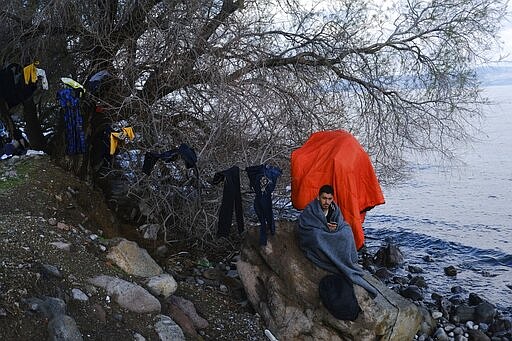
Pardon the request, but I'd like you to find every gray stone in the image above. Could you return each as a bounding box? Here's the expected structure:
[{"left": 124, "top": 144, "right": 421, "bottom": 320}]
[
  {"left": 167, "top": 295, "right": 208, "bottom": 329},
  {"left": 88, "top": 275, "right": 161, "bottom": 313},
  {"left": 434, "top": 327, "right": 449, "bottom": 341},
  {"left": 373, "top": 243, "right": 404, "bottom": 268},
  {"left": 155, "top": 245, "right": 169, "bottom": 258},
  {"left": 41, "top": 264, "right": 62, "bottom": 278},
  {"left": 139, "top": 224, "right": 161, "bottom": 240},
  {"left": 400, "top": 285, "right": 424, "bottom": 301},
  {"left": 146, "top": 273, "right": 178, "bottom": 298},
  {"left": 48, "top": 314, "right": 83, "bottom": 341},
  {"left": 444, "top": 265, "right": 458, "bottom": 276},
  {"left": 475, "top": 302, "right": 496, "bottom": 324},
  {"left": 236, "top": 222, "right": 422, "bottom": 341},
  {"left": 454, "top": 305, "right": 476, "bottom": 323},
  {"left": 71, "top": 288, "right": 89, "bottom": 302},
  {"left": 24, "top": 297, "right": 67, "bottom": 319},
  {"left": 50, "top": 242, "right": 72, "bottom": 252},
  {"left": 106, "top": 238, "right": 162, "bottom": 277},
  {"left": 133, "top": 332, "right": 146, "bottom": 341},
  {"left": 154, "top": 315, "right": 185, "bottom": 341},
  {"left": 467, "top": 329, "right": 491, "bottom": 341}
]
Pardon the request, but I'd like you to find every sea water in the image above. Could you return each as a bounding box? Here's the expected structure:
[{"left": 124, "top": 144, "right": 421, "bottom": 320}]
[{"left": 364, "top": 85, "right": 512, "bottom": 310}]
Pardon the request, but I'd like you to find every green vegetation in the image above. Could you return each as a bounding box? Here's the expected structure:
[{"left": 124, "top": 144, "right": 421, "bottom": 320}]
[{"left": 0, "top": 160, "right": 34, "bottom": 192}]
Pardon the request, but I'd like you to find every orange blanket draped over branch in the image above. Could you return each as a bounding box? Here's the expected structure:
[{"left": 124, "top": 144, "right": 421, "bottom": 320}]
[{"left": 291, "top": 130, "right": 385, "bottom": 249}]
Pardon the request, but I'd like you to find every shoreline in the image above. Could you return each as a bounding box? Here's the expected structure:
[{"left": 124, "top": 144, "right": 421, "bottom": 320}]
[{"left": 362, "top": 240, "right": 512, "bottom": 340}]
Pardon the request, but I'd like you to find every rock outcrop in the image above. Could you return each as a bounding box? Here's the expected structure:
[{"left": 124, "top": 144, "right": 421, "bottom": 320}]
[{"left": 237, "top": 221, "right": 422, "bottom": 341}]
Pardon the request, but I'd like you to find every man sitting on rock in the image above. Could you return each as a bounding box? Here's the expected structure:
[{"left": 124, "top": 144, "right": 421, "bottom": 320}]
[{"left": 297, "top": 184, "right": 378, "bottom": 298}]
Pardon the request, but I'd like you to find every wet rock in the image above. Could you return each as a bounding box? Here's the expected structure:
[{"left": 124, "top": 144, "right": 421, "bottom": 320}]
[
  {"left": 431, "top": 292, "right": 443, "bottom": 302},
  {"left": 444, "top": 265, "right": 458, "bottom": 276},
  {"left": 475, "top": 302, "right": 496, "bottom": 324},
  {"left": 154, "top": 314, "right": 185, "bottom": 341},
  {"left": 106, "top": 238, "right": 162, "bottom": 277},
  {"left": 410, "top": 276, "right": 428, "bottom": 288},
  {"left": 449, "top": 294, "right": 466, "bottom": 305},
  {"left": 489, "top": 316, "right": 512, "bottom": 334},
  {"left": 146, "top": 273, "right": 177, "bottom": 298},
  {"left": 373, "top": 243, "right": 404, "bottom": 268},
  {"left": 400, "top": 285, "right": 424, "bottom": 301},
  {"left": 422, "top": 255, "right": 434, "bottom": 262},
  {"left": 467, "top": 329, "right": 491, "bottom": 341},
  {"left": 418, "top": 306, "right": 436, "bottom": 335},
  {"left": 451, "top": 286, "right": 465, "bottom": 294},
  {"left": 432, "top": 311, "right": 443, "bottom": 319},
  {"left": 434, "top": 327, "right": 450, "bottom": 341},
  {"left": 453, "top": 304, "right": 476, "bottom": 323},
  {"left": 88, "top": 275, "right": 161, "bottom": 313},
  {"left": 438, "top": 298, "right": 453, "bottom": 318},
  {"left": 392, "top": 275, "right": 409, "bottom": 285},
  {"left": 408, "top": 265, "right": 424, "bottom": 273},
  {"left": 469, "top": 293, "right": 484, "bottom": 306},
  {"left": 374, "top": 267, "right": 394, "bottom": 281}
]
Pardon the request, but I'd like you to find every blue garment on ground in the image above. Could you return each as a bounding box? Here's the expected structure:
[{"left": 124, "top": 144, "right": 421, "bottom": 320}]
[
  {"left": 297, "top": 198, "right": 378, "bottom": 298},
  {"left": 57, "top": 88, "right": 86, "bottom": 155},
  {"left": 245, "top": 164, "right": 282, "bottom": 245}
]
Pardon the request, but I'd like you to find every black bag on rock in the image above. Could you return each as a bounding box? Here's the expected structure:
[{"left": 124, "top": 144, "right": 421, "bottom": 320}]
[{"left": 318, "top": 273, "right": 361, "bottom": 321}]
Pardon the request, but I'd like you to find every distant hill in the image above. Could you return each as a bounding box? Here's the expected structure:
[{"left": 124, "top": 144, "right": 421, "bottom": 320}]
[{"left": 475, "top": 65, "right": 512, "bottom": 86}]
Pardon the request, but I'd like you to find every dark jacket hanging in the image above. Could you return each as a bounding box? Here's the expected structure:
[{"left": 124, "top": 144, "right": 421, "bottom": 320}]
[
  {"left": 212, "top": 166, "right": 244, "bottom": 238},
  {"left": 245, "top": 164, "right": 282, "bottom": 246}
]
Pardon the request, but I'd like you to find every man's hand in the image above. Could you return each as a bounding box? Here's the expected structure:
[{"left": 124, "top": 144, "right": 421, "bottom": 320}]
[{"left": 327, "top": 222, "right": 337, "bottom": 231}]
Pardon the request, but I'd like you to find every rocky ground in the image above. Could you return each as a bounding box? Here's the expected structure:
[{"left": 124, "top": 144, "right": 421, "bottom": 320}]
[
  {"left": 1, "top": 153, "right": 511, "bottom": 341},
  {"left": 0, "top": 154, "right": 266, "bottom": 340}
]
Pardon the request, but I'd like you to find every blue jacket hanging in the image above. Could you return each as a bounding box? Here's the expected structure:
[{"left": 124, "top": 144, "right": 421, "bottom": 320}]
[
  {"left": 245, "top": 164, "right": 282, "bottom": 245},
  {"left": 57, "top": 88, "right": 86, "bottom": 155}
]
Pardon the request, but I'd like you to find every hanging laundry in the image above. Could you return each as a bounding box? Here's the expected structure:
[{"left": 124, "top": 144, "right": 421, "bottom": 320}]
[
  {"left": 57, "top": 88, "right": 86, "bottom": 155},
  {"left": 36, "top": 68, "right": 49, "bottom": 90},
  {"left": 246, "top": 164, "right": 282, "bottom": 246},
  {"left": 109, "top": 127, "right": 135, "bottom": 155},
  {"left": 142, "top": 143, "right": 197, "bottom": 175},
  {"left": 23, "top": 62, "right": 39, "bottom": 85},
  {"left": 61, "top": 77, "right": 85, "bottom": 98},
  {"left": 213, "top": 166, "right": 244, "bottom": 238},
  {"left": 86, "top": 70, "right": 110, "bottom": 93},
  {"left": 0, "top": 63, "right": 36, "bottom": 108}
]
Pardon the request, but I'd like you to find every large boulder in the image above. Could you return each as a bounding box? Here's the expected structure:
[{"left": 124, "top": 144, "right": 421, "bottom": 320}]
[
  {"left": 237, "top": 221, "right": 421, "bottom": 341},
  {"left": 106, "top": 238, "right": 163, "bottom": 277}
]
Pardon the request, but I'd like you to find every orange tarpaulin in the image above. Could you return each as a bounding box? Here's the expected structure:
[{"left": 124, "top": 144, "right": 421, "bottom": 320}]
[{"left": 291, "top": 130, "right": 385, "bottom": 249}]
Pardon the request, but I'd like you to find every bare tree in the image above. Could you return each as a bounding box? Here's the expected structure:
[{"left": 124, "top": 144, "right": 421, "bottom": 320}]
[{"left": 0, "top": 0, "right": 507, "bottom": 240}]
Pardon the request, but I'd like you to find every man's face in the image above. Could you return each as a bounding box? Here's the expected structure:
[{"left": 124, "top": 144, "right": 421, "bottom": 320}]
[{"left": 318, "top": 192, "right": 334, "bottom": 210}]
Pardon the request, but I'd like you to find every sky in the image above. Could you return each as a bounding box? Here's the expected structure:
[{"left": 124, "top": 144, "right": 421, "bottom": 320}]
[{"left": 498, "top": 3, "right": 512, "bottom": 62}]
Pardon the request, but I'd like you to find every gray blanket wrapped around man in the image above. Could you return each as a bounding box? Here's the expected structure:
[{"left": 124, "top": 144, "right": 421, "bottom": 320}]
[{"left": 296, "top": 198, "right": 378, "bottom": 298}]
